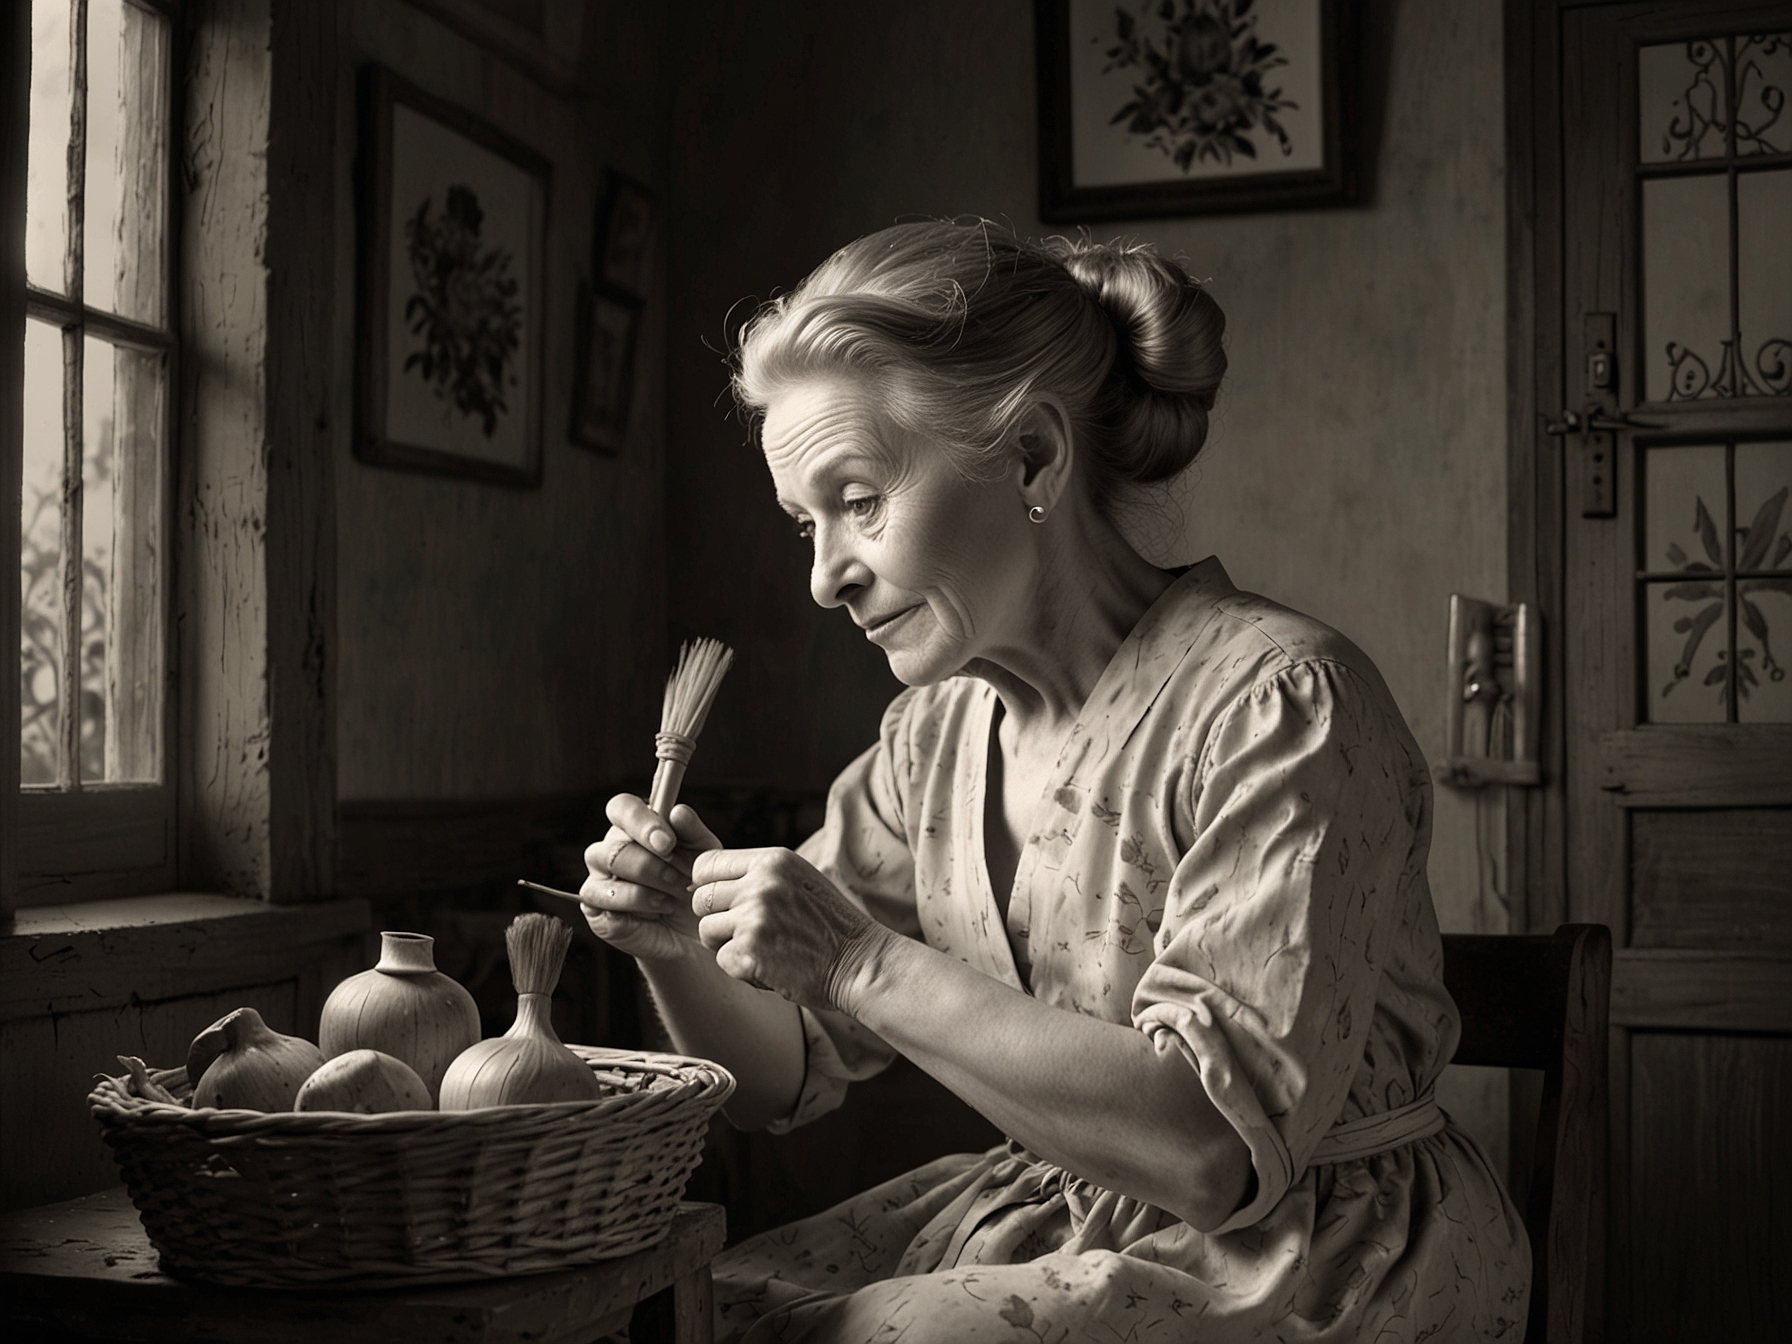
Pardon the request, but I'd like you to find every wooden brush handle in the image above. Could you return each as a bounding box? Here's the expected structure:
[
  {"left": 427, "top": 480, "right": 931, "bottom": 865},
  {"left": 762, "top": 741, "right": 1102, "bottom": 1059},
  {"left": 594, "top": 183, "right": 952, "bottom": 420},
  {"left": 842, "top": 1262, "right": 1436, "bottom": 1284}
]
[
  {"left": 647, "top": 758, "right": 688, "bottom": 819},
  {"left": 648, "top": 733, "right": 695, "bottom": 818}
]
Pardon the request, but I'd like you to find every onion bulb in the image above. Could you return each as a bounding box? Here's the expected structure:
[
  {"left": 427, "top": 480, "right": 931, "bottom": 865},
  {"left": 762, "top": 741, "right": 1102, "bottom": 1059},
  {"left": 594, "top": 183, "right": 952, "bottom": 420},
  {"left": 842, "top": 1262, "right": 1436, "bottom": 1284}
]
[
  {"left": 188, "top": 1007, "right": 326, "bottom": 1112},
  {"left": 439, "top": 914, "right": 603, "bottom": 1109},
  {"left": 294, "top": 1049, "right": 432, "bottom": 1113}
]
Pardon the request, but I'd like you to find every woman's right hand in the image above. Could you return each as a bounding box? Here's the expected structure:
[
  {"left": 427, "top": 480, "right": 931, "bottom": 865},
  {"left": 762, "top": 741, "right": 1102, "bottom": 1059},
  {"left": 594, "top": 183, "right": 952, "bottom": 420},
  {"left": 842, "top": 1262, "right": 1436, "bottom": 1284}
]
[{"left": 580, "top": 797, "right": 721, "bottom": 962}]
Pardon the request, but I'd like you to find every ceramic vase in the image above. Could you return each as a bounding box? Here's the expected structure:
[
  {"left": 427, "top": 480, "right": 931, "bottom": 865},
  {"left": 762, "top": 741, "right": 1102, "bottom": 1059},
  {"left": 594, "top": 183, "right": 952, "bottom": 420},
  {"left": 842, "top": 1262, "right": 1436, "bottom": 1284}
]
[{"left": 319, "top": 931, "right": 481, "bottom": 1103}]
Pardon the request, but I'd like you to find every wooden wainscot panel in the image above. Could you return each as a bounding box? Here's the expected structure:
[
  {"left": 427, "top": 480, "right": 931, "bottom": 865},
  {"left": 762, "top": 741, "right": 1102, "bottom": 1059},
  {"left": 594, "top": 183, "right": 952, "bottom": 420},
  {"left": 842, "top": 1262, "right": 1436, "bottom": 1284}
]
[
  {"left": 1598, "top": 727, "right": 1792, "bottom": 807},
  {"left": 1628, "top": 1032, "right": 1792, "bottom": 1340},
  {"left": 0, "top": 981, "right": 300, "bottom": 1212},
  {"left": 15, "top": 789, "right": 176, "bottom": 906},
  {"left": 0, "top": 895, "right": 369, "bottom": 1024},
  {"left": 1611, "top": 949, "right": 1792, "bottom": 1032},
  {"left": 17, "top": 789, "right": 169, "bottom": 875},
  {"left": 1630, "top": 809, "right": 1792, "bottom": 951}
]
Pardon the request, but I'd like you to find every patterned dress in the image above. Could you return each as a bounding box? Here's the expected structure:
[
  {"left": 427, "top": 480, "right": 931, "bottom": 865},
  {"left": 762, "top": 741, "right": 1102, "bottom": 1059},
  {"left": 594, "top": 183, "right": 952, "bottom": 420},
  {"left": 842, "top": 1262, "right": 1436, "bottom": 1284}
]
[{"left": 715, "top": 560, "right": 1530, "bottom": 1342}]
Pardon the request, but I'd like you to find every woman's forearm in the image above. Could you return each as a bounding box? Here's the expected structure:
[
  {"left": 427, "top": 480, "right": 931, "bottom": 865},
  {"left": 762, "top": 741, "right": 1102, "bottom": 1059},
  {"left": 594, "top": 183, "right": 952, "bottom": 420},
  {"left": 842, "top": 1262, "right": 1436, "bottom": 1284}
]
[
  {"left": 835, "top": 930, "right": 1253, "bottom": 1231},
  {"left": 639, "top": 943, "right": 806, "bottom": 1130}
]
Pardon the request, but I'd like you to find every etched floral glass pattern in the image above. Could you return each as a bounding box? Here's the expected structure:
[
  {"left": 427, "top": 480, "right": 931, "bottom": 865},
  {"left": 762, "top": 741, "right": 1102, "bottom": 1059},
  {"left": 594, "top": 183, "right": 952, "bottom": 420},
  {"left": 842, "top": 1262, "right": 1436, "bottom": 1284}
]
[
  {"left": 1738, "top": 584, "right": 1792, "bottom": 721},
  {"left": 1646, "top": 583, "right": 1731, "bottom": 723},
  {"left": 1643, "top": 443, "right": 1792, "bottom": 722},
  {"left": 1645, "top": 445, "right": 1726, "bottom": 569},
  {"left": 1639, "top": 40, "right": 1730, "bottom": 163},
  {"left": 1642, "top": 176, "right": 1730, "bottom": 402},
  {"left": 1737, "top": 169, "right": 1792, "bottom": 395},
  {"left": 1638, "top": 33, "right": 1791, "bottom": 402},
  {"left": 1736, "top": 32, "right": 1792, "bottom": 155}
]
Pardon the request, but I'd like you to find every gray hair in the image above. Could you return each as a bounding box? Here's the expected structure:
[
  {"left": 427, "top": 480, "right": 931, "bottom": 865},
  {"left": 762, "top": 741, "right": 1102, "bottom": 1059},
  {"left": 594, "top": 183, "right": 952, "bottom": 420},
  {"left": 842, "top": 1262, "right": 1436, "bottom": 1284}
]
[{"left": 731, "top": 219, "right": 1226, "bottom": 511}]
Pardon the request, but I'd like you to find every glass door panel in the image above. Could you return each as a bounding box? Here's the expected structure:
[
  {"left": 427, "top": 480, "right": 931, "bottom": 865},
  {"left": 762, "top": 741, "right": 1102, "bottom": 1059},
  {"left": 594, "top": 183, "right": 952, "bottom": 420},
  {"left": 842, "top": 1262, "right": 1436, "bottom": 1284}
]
[
  {"left": 1637, "top": 32, "right": 1792, "bottom": 403},
  {"left": 1640, "top": 443, "right": 1792, "bottom": 723},
  {"left": 1645, "top": 579, "right": 1732, "bottom": 721},
  {"left": 1642, "top": 175, "right": 1731, "bottom": 401},
  {"left": 1735, "top": 33, "right": 1792, "bottom": 153},
  {"left": 1736, "top": 169, "right": 1792, "bottom": 397}
]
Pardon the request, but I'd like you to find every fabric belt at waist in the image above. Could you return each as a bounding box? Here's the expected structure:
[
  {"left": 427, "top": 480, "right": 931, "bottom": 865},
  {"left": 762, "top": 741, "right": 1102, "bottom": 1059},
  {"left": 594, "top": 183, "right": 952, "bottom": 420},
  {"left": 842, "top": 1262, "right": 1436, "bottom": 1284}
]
[{"left": 1309, "top": 1091, "right": 1445, "bottom": 1166}]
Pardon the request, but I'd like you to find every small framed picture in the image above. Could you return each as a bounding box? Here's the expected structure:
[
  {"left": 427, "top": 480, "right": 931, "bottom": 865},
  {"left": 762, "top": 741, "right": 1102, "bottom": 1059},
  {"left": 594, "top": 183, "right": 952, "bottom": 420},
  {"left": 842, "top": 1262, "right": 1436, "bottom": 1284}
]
[
  {"left": 1036, "top": 0, "right": 1356, "bottom": 220},
  {"left": 570, "top": 283, "right": 643, "bottom": 455},
  {"left": 596, "top": 169, "right": 655, "bottom": 298},
  {"left": 355, "top": 66, "right": 552, "bottom": 486}
]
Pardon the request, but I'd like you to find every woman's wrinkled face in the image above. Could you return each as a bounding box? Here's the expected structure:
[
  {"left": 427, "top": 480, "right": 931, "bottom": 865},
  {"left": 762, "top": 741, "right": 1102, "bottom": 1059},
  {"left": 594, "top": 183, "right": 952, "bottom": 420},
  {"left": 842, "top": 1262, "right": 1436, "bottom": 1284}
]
[{"left": 762, "top": 377, "right": 1029, "bottom": 685}]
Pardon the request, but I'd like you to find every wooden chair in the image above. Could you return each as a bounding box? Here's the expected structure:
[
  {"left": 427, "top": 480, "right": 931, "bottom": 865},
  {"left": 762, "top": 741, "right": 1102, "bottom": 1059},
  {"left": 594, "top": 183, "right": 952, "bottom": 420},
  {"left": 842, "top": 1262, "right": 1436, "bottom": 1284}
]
[{"left": 1441, "top": 924, "right": 1612, "bottom": 1344}]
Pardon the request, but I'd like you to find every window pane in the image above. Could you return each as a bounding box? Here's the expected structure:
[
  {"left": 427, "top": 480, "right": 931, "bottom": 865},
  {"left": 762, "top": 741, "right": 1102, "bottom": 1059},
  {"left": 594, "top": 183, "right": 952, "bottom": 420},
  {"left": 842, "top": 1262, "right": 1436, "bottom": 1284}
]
[
  {"left": 1643, "top": 444, "right": 1727, "bottom": 573},
  {"left": 1737, "top": 581, "right": 1792, "bottom": 722},
  {"left": 21, "top": 319, "right": 67, "bottom": 785},
  {"left": 1736, "top": 442, "right": 1792, "bottom": 573},
  {"left": 80, "top": 338, "right": 113, "bottom": 781},
  {"left": 1736, "top": 169, "right": 1792, "bottom": 397},
  {"left": 1642, "top": 173, "right": 1731, "bottom": 401},
  {"left": 85, "top": 0, "right": 169, "bottom": 325},
  {"left": 1645, "top": 579, "right": 1732, "bottom": 722},
  {"left": 26, "top": 0, "right": 73, "bottom": 294},
  {"left": 1639, "top": 40, "right": 1729, "bottom": 164},
  {"left": 80, "top": 336, "right": 164, "bottom": 784},
  {"left": 1734, "top": 33, "right": 1792, "bottom": 156}
]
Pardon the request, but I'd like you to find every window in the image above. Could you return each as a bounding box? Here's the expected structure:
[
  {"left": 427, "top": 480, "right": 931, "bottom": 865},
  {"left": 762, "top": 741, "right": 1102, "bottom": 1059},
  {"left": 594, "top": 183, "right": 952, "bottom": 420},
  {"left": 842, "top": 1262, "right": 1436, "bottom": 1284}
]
[{"left": 16, "top": 0, "right": 176, "bottom": 902}]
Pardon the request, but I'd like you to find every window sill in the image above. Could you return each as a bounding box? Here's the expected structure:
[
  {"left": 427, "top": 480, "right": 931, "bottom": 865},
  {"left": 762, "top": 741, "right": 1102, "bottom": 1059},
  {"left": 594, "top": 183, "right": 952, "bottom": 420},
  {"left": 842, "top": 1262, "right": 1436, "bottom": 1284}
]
[{"left": 0, "top": 894, "right": 370, "bottom": 1023}]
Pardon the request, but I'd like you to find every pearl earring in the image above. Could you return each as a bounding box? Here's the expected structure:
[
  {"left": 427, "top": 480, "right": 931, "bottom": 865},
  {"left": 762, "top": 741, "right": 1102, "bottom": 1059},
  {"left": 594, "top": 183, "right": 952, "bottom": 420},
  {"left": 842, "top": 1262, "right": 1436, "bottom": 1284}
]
[{"left": 1028, "top": 505, "right": 1047, "bottom": 524}]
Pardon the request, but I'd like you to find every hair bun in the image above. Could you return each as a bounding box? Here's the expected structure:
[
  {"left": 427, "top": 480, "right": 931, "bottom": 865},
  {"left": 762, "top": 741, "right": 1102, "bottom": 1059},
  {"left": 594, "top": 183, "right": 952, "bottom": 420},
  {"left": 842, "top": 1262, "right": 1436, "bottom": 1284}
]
[
  {"left": 1044, "top": 238, "right": 1227, "bottom": 484},
  {"left": 733, "top": 219, "right": 1226, "bottom": 509}
]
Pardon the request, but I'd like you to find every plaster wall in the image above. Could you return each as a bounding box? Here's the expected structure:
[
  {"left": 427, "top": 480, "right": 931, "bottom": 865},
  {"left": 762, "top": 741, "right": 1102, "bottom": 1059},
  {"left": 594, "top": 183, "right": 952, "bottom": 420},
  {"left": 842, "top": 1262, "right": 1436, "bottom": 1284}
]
[
  {"left": 331, "top": 0, "right": 668, "bottom": 801},
  {"left": 667, "top": 0, "right": 1511, "bottom": 1164}
]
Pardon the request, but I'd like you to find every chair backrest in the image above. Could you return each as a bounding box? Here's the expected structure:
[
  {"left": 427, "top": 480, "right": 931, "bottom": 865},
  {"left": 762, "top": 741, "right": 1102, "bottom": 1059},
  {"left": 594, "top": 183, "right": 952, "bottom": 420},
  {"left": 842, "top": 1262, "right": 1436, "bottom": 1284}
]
[{"left": 1440, "top": 924, "right": 1612, "bottom": 1344}]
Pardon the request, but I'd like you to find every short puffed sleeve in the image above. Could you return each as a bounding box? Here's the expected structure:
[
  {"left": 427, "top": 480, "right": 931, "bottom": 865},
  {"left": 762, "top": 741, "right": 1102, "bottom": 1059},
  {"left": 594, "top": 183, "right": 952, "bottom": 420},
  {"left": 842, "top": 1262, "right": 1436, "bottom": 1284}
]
[
  {"left": 1131, "top": 659, "right": 1427, "bottom": 1230},
  {"left": 765, "top": 690, "right": 923, "bottom": 1133}
]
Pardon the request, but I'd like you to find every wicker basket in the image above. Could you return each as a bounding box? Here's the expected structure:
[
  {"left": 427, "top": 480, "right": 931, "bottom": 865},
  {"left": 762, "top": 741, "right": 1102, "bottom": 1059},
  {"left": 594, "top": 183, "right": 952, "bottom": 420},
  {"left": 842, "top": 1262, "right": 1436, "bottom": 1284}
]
[{"left": 89, "top": 1046, "right": 734, "bottom": 1289}]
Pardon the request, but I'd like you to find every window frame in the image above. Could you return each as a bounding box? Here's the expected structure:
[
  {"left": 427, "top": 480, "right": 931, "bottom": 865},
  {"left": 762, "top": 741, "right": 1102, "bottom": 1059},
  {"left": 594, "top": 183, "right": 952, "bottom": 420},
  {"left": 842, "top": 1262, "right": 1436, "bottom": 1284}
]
[{"left": 13, "top": 0, "right": 181, "bottom": 906}]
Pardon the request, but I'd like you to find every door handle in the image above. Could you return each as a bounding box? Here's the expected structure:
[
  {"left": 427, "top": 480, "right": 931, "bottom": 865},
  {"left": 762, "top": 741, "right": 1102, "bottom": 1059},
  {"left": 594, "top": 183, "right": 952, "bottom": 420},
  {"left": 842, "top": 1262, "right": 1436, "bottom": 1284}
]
[
  {"left": 1542, "top": 407, "right": 1652, "bottom": 436},
  {"left": 1545, "top": 313, "right": 1666, "bottom": 518}
]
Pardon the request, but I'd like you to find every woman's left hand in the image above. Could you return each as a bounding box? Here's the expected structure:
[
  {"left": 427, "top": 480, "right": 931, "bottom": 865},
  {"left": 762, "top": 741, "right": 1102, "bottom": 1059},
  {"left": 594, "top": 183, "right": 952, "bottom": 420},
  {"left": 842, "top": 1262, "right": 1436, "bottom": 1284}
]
[{"left": 689, "top": 848, "right": 888, "bottom": 1010}]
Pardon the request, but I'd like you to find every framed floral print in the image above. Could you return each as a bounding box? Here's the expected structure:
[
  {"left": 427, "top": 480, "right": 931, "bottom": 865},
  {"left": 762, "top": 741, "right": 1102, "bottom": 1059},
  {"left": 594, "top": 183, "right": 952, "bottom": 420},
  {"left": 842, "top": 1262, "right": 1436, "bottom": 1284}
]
[
  {"left": 356, "top": 66, "right": 552, "bottom": 486},
  {"left": 1036, "top": 0, "right": 1356, "bottom": 220}
]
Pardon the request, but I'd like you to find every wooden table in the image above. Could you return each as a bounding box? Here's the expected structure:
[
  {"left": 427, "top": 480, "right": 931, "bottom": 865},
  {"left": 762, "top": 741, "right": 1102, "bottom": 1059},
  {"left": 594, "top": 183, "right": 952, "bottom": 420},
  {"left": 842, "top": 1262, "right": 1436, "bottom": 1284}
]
[{"left": 0, "top": 1188, "right": 724, "bottom": 1344}]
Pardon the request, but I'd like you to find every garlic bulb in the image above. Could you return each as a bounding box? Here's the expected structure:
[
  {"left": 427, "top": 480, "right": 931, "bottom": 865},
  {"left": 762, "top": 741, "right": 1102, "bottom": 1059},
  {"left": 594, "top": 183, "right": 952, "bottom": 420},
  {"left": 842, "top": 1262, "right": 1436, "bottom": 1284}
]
[
  {"left": 439, "top": 914, "right": 603, "bottom": 1109},
  {"left": 294, "top": 1049, "right": 432, "bottom": 1114},
  {"left": 318, "top": 931, "right": 481, "bottom": 1103},
  {"left": 188, "top": 1008, "right": 326, "bottom": 1112}
]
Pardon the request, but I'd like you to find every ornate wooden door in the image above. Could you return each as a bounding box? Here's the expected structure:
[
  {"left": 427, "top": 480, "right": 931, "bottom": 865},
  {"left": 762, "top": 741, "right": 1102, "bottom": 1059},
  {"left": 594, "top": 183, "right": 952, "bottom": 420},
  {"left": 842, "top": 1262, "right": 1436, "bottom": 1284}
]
[{"left": 1553, "top": 4, "right": 1792, "bottom": 1339}]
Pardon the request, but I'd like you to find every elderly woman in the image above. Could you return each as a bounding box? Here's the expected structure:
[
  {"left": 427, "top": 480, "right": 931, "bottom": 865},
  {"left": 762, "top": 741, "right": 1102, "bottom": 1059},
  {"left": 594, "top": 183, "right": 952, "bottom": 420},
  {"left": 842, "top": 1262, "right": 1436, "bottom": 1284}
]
[{"left": 580, "top": 221, "right": 1528, "bottom": 1342}]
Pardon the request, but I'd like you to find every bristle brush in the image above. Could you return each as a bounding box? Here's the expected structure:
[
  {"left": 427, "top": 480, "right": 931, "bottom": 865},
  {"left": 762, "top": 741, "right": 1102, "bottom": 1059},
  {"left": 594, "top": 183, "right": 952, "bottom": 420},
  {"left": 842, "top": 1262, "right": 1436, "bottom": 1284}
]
[
  {"left": 648, "top": 638, "right": 736, "bottom": 820},
  {"left": 512, "top": 640, "right": 733, "bottom": 910}
]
